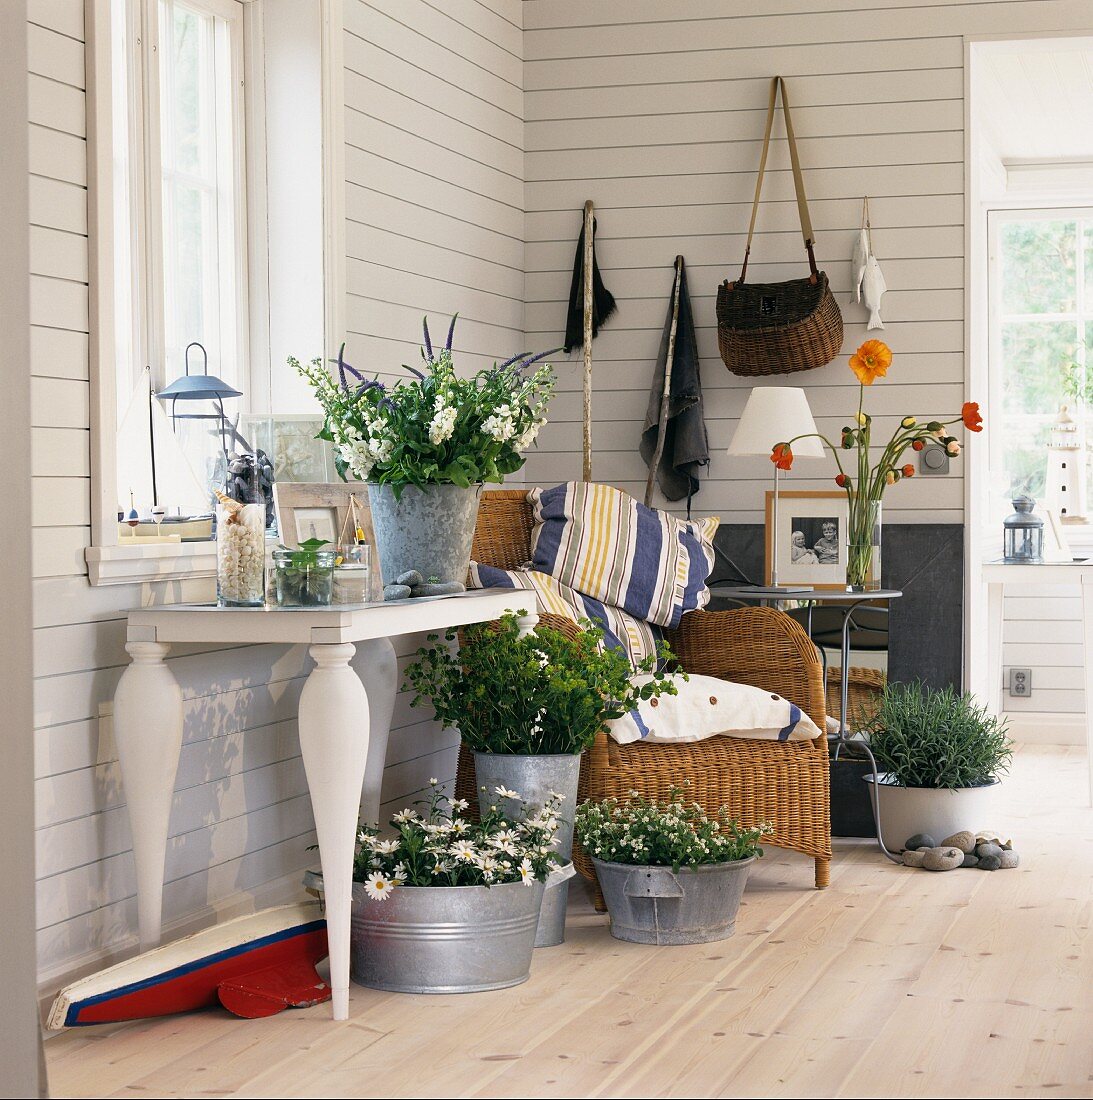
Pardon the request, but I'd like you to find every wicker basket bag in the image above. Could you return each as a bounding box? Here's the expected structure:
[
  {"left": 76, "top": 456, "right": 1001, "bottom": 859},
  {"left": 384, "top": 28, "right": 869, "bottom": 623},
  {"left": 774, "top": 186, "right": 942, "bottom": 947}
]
[{"left": 716, "top": 76, "right": 843, "bottom": 377}]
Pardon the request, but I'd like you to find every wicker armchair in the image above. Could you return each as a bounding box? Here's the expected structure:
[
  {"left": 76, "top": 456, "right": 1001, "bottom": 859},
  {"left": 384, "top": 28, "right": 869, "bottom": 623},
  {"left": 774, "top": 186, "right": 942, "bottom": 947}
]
[{"left": 455, "top": 489, "right": 832, "bottom": 895}]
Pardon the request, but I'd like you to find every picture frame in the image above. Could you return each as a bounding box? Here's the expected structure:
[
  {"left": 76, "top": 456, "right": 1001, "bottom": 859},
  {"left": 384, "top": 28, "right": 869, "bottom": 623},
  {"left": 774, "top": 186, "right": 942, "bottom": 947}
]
[
  {"left": 765, "top": 490, "right": 850, "bottom": 590},
  {"left": 273, "top": 482, "right": 379, "bottom": 579},
  {"left": 239, "top": 414, "right": 336, "bottom": 485}
]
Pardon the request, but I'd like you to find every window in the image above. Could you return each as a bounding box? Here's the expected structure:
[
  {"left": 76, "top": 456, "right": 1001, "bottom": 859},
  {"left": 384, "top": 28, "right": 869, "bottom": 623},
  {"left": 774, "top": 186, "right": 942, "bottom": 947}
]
[
  {"left": 112, "top": 0, "right": 247, "bottom": 495},
  {"left": 988, "top": 209, "right": 1093, "bottom": 525}
]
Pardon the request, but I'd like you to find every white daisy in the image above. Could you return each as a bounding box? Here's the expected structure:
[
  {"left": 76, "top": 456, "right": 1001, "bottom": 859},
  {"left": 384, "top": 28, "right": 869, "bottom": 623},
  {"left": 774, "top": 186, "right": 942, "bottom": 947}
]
[
  {"left": 494, "top": 785, "right": 521, "bottom": 800},
  {"left": 450, "top": 798, "right": 469, "bottom": 812},
  {"left": 450, "top": 840, "right": 478, "bottom": 863},
  {"left": 371, "top": 837, "right": 400, "bottom": 855},
  {"left": 450, "top": 818, "right": 469, "bottom": 834},
  {"left": 392, "top": 809, "right": 419, "bottom": 824},
  {"left": 518, "top": 858, "right": 535, "bottom": 885},
  {"left": 363, "top": 871, "right": 395, "bottom": 901}
]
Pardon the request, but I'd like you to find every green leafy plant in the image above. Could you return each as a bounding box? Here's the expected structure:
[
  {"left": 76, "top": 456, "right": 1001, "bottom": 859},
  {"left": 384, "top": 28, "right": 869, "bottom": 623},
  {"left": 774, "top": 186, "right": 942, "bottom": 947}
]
[
  {"left": 864, "top": 682, "right": 1013, "bottom": 790},
  {"left": 575, "top": 785, "right": 767, "bottom": 871},
  {"left": 273, "top": 538, "right": 334, "bottom": 606},
  {"left": 404, "top": 612, "right": 678, "bottom": 755},
  {"left": 291, "top": 317, "right": 557, "bottom": 498},
  {"left": 353, "top": 780, "right": 561, "bottom": 896}
]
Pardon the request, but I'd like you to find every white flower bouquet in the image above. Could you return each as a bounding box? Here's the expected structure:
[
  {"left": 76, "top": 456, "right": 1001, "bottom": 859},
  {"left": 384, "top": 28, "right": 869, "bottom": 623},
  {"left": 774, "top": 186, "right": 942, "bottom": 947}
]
[
  {"left": 354, "top": 780, "right": 563, "bottom": 900},
  {"left": 292, "top": 316, "right": 556, "bottom": 494},
  {"left": 575, "top": 786, "right": 769, "bottom": 873}
]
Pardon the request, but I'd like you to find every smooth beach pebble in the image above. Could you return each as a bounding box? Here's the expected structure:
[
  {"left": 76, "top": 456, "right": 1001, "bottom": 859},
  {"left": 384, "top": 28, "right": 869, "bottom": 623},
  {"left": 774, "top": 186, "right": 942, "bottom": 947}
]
[
  {"left": 940, "top": 830, "right": 976, "bottom": 854},
  {"left": 922, "top": 847, "right": 964, "bottom": 872},
  {"left": 976, "top": 842, "right": 1003, "bottom": 860},
  {"left": 999, "top": 850, "right": 1020, "bottom": 869},
  {"left": 978, "top": 855, "right": 1002, "bottom": 871},
  {"left": 901, "top": 849, "right": 927, "bottom": 867},
  {"left": 410, "top": 581, "right": 466, "bottom": 597},
  {"left": 962, "top": 852, "right": 980, "bottom": 868},
  {"left": 383, "top": 583, "right": 412, "bottom": 601},
  {"left": 396, "top": 570, "right": 424, "bottom": 587},
  {"left": 903, "top": 833, "right": 936, "bottom": 852}
]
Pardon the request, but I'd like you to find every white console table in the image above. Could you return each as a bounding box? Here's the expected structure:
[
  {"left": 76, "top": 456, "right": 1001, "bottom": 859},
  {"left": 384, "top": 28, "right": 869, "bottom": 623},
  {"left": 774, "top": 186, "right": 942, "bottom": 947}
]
[
  {"left": 983, "top": 561, "right": 1093, "bottom": 801},
  {"left": 113, "top": 589, "right": 537, "bottom": 1020}
]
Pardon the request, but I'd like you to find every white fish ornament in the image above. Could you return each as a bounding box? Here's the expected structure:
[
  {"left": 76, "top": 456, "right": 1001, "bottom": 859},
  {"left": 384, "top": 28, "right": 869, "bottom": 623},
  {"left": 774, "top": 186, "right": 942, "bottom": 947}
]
[
  {"left": 851, "top": 225, "right": 869, "bottom": 303},
  {"left": 863, "top": 252, "right": 887, "bottom": 330}
]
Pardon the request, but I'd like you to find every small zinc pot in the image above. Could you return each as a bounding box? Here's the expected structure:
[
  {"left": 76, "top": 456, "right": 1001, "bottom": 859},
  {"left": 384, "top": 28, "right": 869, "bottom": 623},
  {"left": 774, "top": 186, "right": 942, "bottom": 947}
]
[
  {"left": 863, "top": 773, "right": 1001, "bottom": 851},
  {"left": 591, "top": 856, "right": 756, "bottom": 945},
  {"left": 350, "top": 878, "right": 545, "bottom": 994},
  {"left": 368, "top": 482, "right": 482, "bottom": 587},
  {"left": 472, "top": 752, "right": 582, "bottom": 948}
]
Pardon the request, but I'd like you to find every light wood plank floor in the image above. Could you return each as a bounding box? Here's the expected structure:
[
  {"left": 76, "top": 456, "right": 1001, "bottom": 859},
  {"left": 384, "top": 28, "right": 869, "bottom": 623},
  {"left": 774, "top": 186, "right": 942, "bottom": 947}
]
[{"left": 45, "top": 745, "right": 1093, "bottom": 1099}]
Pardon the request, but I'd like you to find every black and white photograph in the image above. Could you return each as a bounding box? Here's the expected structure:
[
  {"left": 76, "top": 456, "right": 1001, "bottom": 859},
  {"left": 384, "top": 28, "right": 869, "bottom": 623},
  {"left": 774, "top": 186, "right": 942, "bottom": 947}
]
[{"left": 765, "top": 491, "right": 850, "bottom": 588}]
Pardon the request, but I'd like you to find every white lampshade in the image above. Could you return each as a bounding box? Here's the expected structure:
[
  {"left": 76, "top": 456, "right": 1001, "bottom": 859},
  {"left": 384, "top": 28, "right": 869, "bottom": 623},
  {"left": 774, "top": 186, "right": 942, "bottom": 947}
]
[{"left": 727, "top": 387, "right": 824, "bottom": 459}]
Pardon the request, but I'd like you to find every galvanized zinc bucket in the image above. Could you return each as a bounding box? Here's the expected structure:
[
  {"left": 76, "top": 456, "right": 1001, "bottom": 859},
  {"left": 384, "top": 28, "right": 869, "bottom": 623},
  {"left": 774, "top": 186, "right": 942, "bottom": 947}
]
[
  {"left": 473, "top": 752, "right": 581, "bottom": 948},
  {"left": 350, "top": 879, "right": 545, "bottom": 993},
  {"left": 592, "top": 856, "right": 756, "bottom": 945}
]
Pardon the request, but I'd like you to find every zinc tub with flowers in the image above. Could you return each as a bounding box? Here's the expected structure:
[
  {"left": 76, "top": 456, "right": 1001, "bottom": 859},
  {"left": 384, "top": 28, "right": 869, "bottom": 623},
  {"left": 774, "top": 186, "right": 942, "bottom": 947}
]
[{"left": 349, "top": 782, "right": 561, "bottom": 994}]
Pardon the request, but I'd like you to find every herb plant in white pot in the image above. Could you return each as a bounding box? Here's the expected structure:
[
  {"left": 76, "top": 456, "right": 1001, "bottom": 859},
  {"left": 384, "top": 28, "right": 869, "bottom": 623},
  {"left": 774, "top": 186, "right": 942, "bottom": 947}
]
[
  {"left": 861, "top": 683, "right": 1014, "bottom": 850},
  {"left": 351, "top": 782, "right": 562, "bottom": 993},
  {"left": 405, "top": 613, "right": 676, "bottom": 945},
  {"left": 576, "top": 788, "right": 768, "bottom": 945},
  {"left": 293, "top": 319, "right": 555, "bottom": 587}
]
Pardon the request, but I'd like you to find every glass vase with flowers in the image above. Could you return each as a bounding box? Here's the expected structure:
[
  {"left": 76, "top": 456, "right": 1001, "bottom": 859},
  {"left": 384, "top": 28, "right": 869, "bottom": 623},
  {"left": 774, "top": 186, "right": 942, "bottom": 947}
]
[{"left": 771, "top": 340, "right": 984, "bottom": 591}]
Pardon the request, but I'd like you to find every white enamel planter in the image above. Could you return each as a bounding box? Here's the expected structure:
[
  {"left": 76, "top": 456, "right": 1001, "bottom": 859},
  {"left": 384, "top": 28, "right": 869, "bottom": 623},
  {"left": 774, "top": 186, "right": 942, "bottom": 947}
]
[{"left": 863, "top": 774, "right": 1001, "bottom": 850}]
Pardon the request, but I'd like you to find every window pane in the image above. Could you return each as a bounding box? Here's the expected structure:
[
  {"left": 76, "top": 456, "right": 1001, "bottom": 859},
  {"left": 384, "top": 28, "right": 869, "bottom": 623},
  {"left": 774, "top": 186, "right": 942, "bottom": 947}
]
[
  {"left": 1000, "top": 321, "right": 1075, "bottom": 417},
  {"left": 1000, "top": 219, "right": 1077, "bottom": 314},
  {"left": 168, "top": 4, "right": 207, "bottom": 178},
  {"left": 1085, "top": 224, "right": 1093, "bottom": 311}
]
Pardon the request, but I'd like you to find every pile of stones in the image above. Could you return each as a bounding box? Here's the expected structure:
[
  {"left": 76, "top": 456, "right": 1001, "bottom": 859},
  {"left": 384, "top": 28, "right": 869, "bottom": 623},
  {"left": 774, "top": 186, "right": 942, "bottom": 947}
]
[
  {"left": 383, "top": 569, "right": 466, "bottom": 601},
  {"left": 900, "top": 830, "right": 1019, "bottom": 872}
]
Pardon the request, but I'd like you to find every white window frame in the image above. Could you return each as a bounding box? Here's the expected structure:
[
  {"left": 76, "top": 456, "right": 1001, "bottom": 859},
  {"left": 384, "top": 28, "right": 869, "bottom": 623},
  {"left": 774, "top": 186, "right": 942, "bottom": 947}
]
[
  {"left": 986, "top": 206, "right": 1093, "bottom": 530},
  {"left": 85, "top": 0, "right": 346, "bottom": 585}
]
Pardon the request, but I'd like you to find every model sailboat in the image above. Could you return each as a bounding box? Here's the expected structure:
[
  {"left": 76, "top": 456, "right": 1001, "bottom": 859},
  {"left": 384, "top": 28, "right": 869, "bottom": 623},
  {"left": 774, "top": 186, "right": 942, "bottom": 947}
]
[{"left": 116, "top": 368, "right": 214, "bottom": 540}]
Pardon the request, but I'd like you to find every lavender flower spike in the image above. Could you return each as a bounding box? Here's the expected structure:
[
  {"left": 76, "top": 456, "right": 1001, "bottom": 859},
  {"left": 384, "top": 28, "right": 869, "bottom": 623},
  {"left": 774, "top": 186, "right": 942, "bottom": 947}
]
[
  {"left": 422, "top": 316, "right": 434, "bottom": 362},
  {"left": 496, "top": 349, "right": 529, "bottom": 370},
  {"left": 445, "top": 313, "right": 458, "bottom": 352},
  {"left": 519, "top": 346, "right": 563, "bottom": 369},
  {"left": 330, "top": 342, "right": 365, "bottom": 390}
]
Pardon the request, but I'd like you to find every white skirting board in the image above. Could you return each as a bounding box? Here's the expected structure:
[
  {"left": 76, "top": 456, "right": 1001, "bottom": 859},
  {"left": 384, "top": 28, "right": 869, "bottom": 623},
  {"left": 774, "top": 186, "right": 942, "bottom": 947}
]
[{"left": 1003, "top": 711, "right": 1085, "bottom": 746}]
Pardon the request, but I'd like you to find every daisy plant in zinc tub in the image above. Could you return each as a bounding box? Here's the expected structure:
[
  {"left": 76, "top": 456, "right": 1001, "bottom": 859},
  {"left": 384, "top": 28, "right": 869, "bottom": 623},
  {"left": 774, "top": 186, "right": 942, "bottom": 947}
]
[
  {"left": 771, "top": 339, "right": 984, "bottom": 590},
  {"left": 349, "top": 780, "right": 563, "bottom": 993},
  {"left": 292, "top": 316, "right": 557, "bottom": 587},
  {"left": 575, "top": 786, "right": 769, "bottom": 945}
]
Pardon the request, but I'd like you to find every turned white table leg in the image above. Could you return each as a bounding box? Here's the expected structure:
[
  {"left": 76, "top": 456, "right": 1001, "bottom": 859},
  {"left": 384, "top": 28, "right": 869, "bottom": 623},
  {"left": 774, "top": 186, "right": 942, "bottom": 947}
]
[
  {"left": 516, "top": 609, "right": 540, "bottom": 637},
  {"left": 113, "top": 641, "right": 183, "bottom": 950},
  {"left": 298, "top": 642, "right": 370, "bottom": 1021},
  {"left": 351, "top": 638, "right": 397, "bottom": 827}
]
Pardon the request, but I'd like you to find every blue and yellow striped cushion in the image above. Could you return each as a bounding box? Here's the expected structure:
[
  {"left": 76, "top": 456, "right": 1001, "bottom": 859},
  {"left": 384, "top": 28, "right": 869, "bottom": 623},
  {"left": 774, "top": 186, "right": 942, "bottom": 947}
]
[
  {"left": 527, "top": 482, "right": 719, "bottom": 630},
  {"left": 468, "top": 563, "right": 663, "bottom": 669}
]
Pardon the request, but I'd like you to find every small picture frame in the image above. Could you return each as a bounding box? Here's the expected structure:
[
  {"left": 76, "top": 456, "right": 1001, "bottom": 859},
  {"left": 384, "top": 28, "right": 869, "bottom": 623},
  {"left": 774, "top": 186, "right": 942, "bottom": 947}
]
[
  {"left": 273, "top": 482, "right": 380, "bottom": 582},
  {"left": 239, "top": 414, "right": 336, "bottom": 485},
  {"left": 765, "top": 490, "right": 850, "bottom": 590}
]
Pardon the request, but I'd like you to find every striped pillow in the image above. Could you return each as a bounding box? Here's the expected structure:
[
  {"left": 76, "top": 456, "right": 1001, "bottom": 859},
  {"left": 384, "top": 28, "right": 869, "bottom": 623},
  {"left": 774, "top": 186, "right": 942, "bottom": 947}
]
[
  {"left": 527, "top": 482, "right": 719, "bottom": 630},
  {"left": 468, "top": 563, "right": 663, "bottom": 670}
]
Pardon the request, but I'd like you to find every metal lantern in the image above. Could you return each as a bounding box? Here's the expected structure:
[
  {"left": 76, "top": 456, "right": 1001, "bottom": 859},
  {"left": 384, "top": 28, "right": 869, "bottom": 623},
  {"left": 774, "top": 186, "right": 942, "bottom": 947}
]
[
  {"left": 1003, "top": 496, "right": 1044, "bottom": 563},
  {"left": 156, "top": 342, "right": 242, "bottom": 459}
]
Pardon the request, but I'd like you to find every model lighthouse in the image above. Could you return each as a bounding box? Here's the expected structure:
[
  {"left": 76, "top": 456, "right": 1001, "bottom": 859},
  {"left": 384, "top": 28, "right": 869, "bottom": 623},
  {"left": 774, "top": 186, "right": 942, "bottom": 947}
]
[{"left": 1044, "top": 405, "right": 1088, "bottom": 523}]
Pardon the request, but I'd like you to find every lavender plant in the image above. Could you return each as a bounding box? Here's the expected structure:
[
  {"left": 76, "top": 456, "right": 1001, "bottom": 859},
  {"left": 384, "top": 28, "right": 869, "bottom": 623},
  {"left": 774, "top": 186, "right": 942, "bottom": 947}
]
[{"left": 292, "top": 316, "right": 557, "bottom": 496}]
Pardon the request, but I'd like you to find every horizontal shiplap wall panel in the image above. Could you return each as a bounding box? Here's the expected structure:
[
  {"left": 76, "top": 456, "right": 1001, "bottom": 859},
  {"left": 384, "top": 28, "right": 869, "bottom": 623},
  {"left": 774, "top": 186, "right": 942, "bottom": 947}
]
[
  {"left": 341, "top": 0, "right": 525, "bottom": 374},
  {"left": 1001, "top": 590, "right": 1086, "bottom": 714},
  {"left": 522, "top": 0, "right": 1093, "bottom": 531}
]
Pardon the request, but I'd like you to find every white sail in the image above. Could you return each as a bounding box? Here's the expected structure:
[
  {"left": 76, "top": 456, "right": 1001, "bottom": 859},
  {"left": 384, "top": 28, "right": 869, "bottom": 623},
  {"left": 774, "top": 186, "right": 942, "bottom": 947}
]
[{"left": 116, "top": 370, "right": 211, "bottom": 517}]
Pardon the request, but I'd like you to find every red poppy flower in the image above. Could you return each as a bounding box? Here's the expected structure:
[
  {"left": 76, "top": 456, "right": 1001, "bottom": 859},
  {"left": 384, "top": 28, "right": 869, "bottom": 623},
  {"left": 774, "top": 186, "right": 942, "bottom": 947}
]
[
  {"left": 961, "top": 402, "right": 983, "bottom": 432},
  {"left": 902, "top": 464, "right": 915, "bottom": 477},
  {"left": 771, "top": 443, "right": 793, "bottom": 470},
  {"left": 912, "top": 439, "right": 925, "bottom": 451},
  {"left": 835, "top": 473, "right": 849, "bottom": 488}
]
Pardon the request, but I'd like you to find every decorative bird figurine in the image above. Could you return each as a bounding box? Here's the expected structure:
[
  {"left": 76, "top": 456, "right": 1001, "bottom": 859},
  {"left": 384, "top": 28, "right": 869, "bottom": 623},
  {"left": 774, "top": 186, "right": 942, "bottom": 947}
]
[
  {"left": 850, "top": 224, "right": 869, "bottom": 304},
  {"left": 863, "top": 253, "right": 887, "bottom": 330}
]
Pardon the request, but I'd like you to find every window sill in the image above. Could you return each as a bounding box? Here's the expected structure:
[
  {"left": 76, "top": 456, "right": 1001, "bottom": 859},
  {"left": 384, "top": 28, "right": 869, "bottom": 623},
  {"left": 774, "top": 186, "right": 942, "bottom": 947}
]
[{"left": 85, "top": 541, "right": 217, "bottom": 586}]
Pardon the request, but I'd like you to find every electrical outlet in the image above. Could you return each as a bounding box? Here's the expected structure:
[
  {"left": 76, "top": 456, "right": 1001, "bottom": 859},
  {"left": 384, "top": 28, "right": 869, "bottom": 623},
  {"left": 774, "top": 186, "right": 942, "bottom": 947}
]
[{"left": 1008, "top": 667, "right": 1032, "bottom": 698}]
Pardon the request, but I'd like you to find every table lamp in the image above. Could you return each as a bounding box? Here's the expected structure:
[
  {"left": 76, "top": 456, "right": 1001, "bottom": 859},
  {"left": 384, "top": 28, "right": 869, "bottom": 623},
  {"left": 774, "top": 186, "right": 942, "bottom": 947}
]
[{"left": 727, "top": 386, "right": 824, "bottom": 590}]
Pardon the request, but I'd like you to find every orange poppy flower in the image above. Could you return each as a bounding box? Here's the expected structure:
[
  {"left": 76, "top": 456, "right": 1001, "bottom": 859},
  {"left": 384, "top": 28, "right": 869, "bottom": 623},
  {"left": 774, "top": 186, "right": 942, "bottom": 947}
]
[
  {"left": 961, "top": 402, "right": 983, "bottom": 432},
  {"left": 849, "top": 340, "right": 893, "bottom": 386},
  {"left": 771, "top": 443, "right": 793, "bottom": 470}
]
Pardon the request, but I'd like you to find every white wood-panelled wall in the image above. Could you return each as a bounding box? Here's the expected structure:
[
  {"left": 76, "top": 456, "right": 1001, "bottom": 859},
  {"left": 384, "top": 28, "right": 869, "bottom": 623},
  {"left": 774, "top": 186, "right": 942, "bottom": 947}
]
[
  {"left": 520, "top": 0, "right": 1093, "bottom": 721},
  {"left": 29, "top": 0, "right": 523, "bottom": 987}
]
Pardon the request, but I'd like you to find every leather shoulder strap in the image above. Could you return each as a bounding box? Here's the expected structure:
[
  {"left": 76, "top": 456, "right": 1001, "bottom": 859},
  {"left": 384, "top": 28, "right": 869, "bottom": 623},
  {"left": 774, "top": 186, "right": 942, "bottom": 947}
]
[{"left": 740, "top": 76, "right": 818, "bottom": 284}]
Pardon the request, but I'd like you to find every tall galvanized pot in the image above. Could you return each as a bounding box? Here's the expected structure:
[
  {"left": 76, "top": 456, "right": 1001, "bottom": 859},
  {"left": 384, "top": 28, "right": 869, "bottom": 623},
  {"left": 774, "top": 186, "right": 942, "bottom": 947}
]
[
  {"left": 367, "top": 482, "right": 482, "bottom": 586},
  {"left": 473, "top": 752, "right": 581, "bottom": 948},
  {"left": 351, "top": 879, "right": 545, "bottom": 993},
  {"left": 592, "top": 857, "right": 756, "bottom": 945}
]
